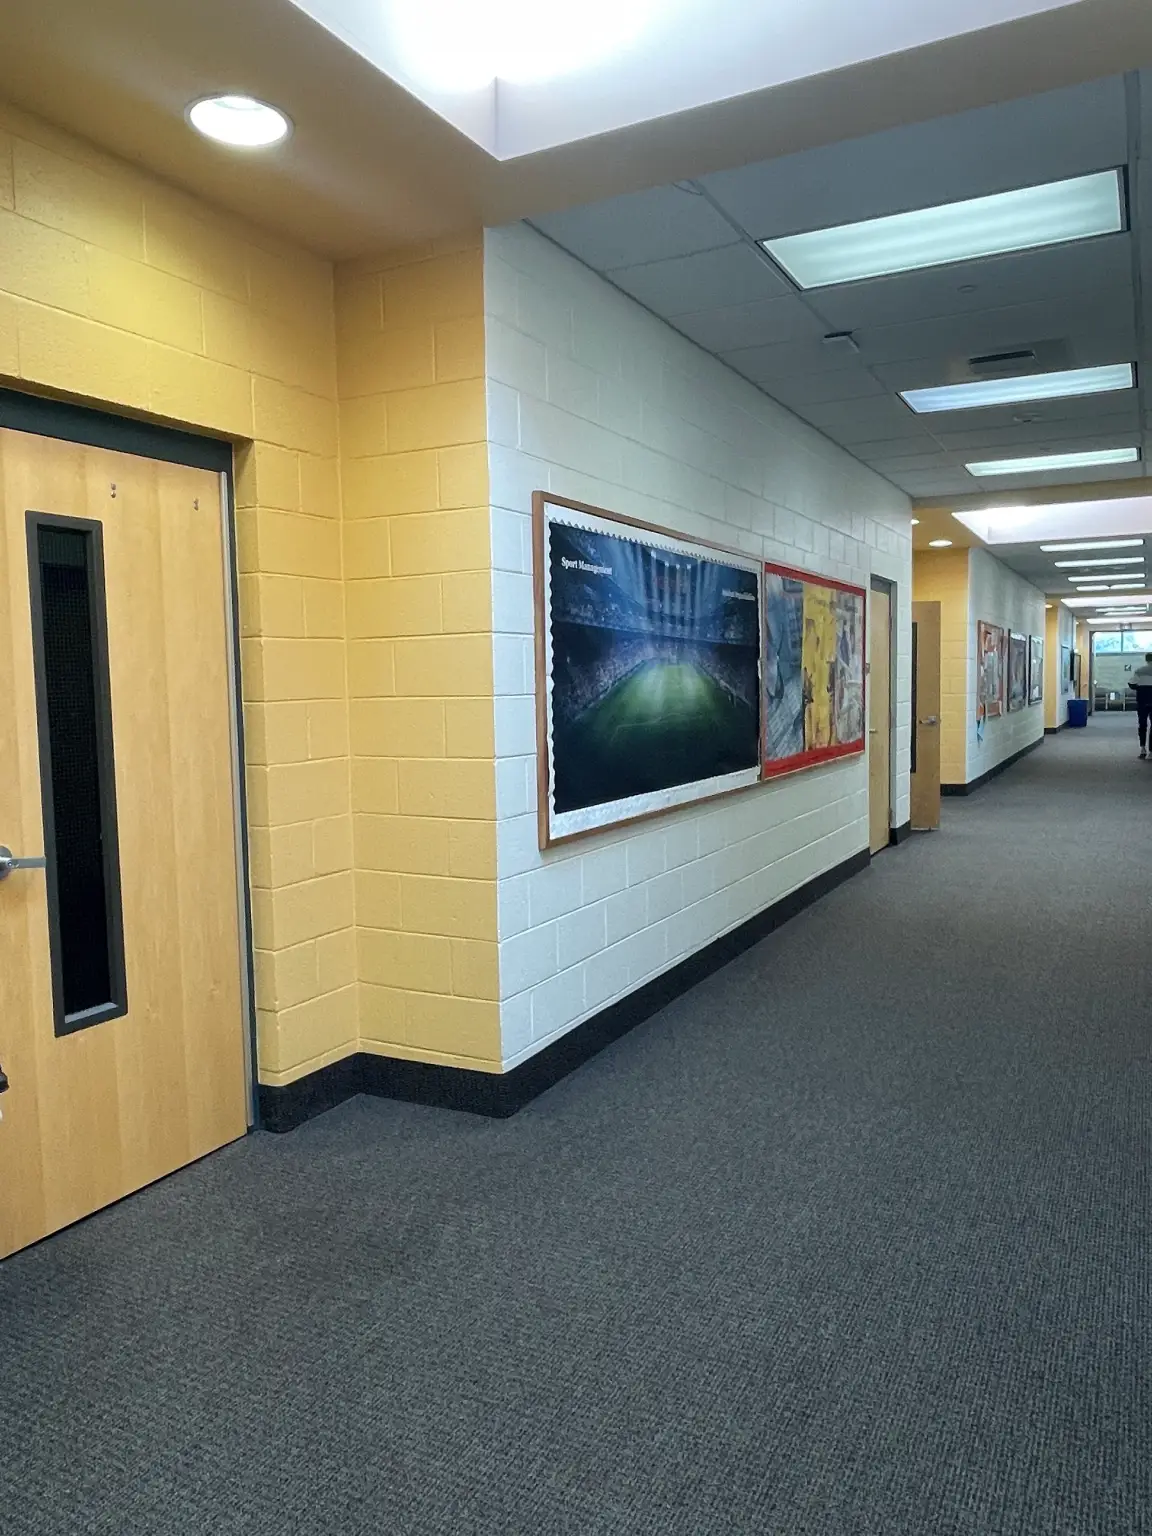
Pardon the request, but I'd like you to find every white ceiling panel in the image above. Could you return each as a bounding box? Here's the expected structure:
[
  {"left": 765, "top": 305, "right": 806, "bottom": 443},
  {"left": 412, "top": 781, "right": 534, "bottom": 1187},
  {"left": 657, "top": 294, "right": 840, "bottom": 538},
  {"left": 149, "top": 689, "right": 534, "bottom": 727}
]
[
  {"left": 761, "top": 369, "right": 888, "bottom": 408},
  {"left": 800, "top": 397, "right": 937, "bottom": 443},
  {"left": 529, "top": 186, "right": 737, "bottom": 270},
  {"left": 885, "top": 468, "right": 985, "bottom": 495},
  {"left": 812, "top": 234, "right": 1132, "bottom": 332},
  {"left": 672, "top": 294, "right": 826, "bottom": 352},
  {"left": 718, "top": 335, "right": 860, "bottom": 382},
  {"left": 849, "top": 435, "right": 946, "bottom": 460},
  {"left": 898, "top": 391, "right": 1143, "bottom": 434},
  {"left": 929, "top": 413, "right": 1140, "bottom": 452},
  {"left": 858, "top": 450, "right": 960, "bottom": 474},
  {"left": 951, "top": 459, "right": 1146, "bottom": 494},
  {"left": 698, "top": 76, "right": 1127, "bottom": 239},
  {"left": 853, "top": 296, "right": 1136, "bottom": 370},
  {"left": 605, "top": 242, "right": 789, "bottom": 315}
]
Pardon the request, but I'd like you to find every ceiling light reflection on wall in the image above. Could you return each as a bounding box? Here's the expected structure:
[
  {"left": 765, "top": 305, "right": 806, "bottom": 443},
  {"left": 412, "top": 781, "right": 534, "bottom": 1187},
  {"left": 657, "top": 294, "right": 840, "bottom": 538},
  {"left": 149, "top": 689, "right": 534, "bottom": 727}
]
[
  {"left": 187, "top": 95, "right": 291, "bottom": 147},
  {"left": 965, "top": 447, "right": 1140, "bottom": 476},
  {"left": 900, "top": 363, "right": 1134, "bottom": 414},
  {"left": 761, "top": 171, "right": 1123, "bottom": 290}
]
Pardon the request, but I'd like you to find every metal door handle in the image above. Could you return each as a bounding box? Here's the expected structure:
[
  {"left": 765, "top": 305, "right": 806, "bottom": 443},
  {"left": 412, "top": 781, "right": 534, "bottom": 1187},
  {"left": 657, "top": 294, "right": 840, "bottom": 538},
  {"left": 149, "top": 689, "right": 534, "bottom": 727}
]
[
  {"left": 919, "top": 716, "right": 939, "bottom": 726},
  {"left": 0, "top": 845, "right": 48, "bottom": 881}
]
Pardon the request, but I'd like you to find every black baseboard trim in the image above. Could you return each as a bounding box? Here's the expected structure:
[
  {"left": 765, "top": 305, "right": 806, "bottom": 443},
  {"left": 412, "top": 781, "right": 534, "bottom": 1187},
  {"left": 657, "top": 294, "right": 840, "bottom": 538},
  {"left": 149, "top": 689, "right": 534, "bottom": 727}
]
[
  {"left": 889, "top": 820, "right": 912, "bottom": 845},
  {"left": 258, "top": 845, "right": 872, "bottom": 1133},
  {"left": 1044, "top": 721, "right": 1069, "bottom": 735},
  {"left": 941, "top": 735, "right": 1044, "bottom": 797}
]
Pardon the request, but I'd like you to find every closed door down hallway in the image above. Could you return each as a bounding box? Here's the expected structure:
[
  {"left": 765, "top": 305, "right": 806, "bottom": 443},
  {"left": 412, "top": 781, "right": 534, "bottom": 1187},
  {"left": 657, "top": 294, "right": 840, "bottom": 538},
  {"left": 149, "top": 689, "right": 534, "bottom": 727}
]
[{"left": 1, "top": 717, "right": 1149, "bottom": 1534}]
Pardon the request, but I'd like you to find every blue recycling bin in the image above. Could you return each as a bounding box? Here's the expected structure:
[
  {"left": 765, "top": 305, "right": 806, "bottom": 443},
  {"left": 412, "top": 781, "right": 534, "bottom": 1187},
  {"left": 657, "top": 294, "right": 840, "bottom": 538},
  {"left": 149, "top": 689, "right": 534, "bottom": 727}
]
[{"left": 1068, "top": 698, "right": 1089, "bottom": 728}]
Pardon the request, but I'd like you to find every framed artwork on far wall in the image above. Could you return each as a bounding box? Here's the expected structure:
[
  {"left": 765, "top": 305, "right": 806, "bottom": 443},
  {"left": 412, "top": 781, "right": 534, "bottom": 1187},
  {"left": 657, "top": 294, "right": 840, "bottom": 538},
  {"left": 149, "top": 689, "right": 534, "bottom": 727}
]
[
  {"left": 1062, "top": 645, "right": 1074, "bottom": 694},
  {"left": 762, "top": 563, "right": 866, "bottom": 777},
  {"left": 1008, "top": 631, "right": 1028, "bottom": 711},
  {"left": 533, "top": 492, "right": 763, "bottom": 848},
  {"left": 977, "top": 620, "right": 1005, "bottom": 718},
  {"left": 1029, "top": 635, "right": 1044, "bottom": 704}
]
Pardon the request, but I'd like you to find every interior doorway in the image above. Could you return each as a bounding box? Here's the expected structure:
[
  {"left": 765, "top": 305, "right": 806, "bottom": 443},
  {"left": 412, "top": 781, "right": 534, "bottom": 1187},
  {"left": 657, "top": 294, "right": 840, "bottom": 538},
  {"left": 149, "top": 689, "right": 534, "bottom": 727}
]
[
  {"left": 868, "top": 581, "right": 893, "bottom": 854},
  {"left": 0, "top": 409, "right": 251, "bottom": 1260}
]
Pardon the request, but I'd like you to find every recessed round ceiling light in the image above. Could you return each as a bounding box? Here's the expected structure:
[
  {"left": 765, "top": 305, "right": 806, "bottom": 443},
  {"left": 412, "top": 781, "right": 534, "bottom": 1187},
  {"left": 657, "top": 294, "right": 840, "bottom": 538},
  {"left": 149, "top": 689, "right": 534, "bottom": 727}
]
[
  {"left": 187, "top": 95, "right": 291, "bottom": 148},
  {"left": 910, "top": 518, "right": 920, "bottom": 525},
  {"left": 928, "top": 538, "right": 953, "bottom": 547}
]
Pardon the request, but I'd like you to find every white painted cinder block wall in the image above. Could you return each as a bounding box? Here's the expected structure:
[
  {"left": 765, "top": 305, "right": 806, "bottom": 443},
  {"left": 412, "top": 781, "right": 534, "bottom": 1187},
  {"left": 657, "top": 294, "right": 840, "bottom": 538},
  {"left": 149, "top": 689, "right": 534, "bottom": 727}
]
[
  {"left": 484, "top": 223, "right": 914, "bottom": 1069},
  {"left": 966, "top": 547, "right": 1047, "bottom": 780}
]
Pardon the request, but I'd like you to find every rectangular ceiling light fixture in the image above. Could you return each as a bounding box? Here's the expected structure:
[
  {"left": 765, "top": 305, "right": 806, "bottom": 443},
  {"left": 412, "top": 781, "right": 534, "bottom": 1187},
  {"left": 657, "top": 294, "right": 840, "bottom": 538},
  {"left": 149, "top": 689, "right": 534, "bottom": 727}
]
[
  {"left": 1040, "top": 539, "right": 1145, "bottom": 552},
  {"left": 1068, "top": 593, "right": 1152, "bottom": 606},
  {"left": 1067, "top": 572, "right": 1144, "bottom": 582},
  {"left": 1053, "top": 556, "right": 1146, "bottom": 567},
  {"left": 965, "top": 448, "right": 1140, "bottom": 476},
  {"left": 1072, "top": 584, "right": 1110, "bottom": 590},
  {"left": 900, "top": 363, "right": 1134, "bottom": 414},
  {"left": 761, "top": 170, "right": 1124, "bottom": 290}
]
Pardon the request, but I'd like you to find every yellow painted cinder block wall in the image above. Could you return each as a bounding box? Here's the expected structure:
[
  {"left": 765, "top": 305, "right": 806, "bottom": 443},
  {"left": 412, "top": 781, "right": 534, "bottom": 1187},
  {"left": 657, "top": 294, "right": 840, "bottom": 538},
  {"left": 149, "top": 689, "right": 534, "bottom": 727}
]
[
  {"left": 913, "top": 548, "right": 970, "bottom": 784},
  {"left": 1044, "top": 606, "right": 1060, "bottom": 729},
  {"left": 0, "top": 102, "right": 356, "bottom": 1086},
  {"left": 334, "top": 241, "right": 501, "bottom": 1072}
]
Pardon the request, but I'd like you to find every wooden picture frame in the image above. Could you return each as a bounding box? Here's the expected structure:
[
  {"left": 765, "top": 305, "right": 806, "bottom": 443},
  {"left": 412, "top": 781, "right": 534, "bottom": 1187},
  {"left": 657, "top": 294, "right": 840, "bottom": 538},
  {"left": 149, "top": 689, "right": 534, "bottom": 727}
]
[
  {"left": 1008, "top": 631, "right": 1028, "bottom": 712},
  {"left": 977, "top": 620, "right": 1005, "bottom": 718},
  {"left": 533, "top": 492, "right": 763, "bottom": 849},
  {"left": 762, "top": 561, "right": 867, "bottom": 778}
]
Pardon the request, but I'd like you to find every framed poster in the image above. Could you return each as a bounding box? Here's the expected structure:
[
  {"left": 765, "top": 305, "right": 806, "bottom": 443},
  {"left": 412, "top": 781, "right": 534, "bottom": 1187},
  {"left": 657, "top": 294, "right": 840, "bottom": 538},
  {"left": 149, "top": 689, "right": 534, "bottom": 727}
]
[
  {"left": 977, "top": 621, "right": 1004, "bottom": 718},
  {"left": 1061, "top": 644, "right": 1073, "bottom": 694},
  {"left": 534, "top": 493, "right": 762, "bottom": 847},
  {"left": 1029, "top": 635, "right": 1044, "bottom": 704},
  {"left": 762, "top": 563, "right": 866, "bottom": 776},
  {"left": 1008, "top": 631, "right": 1028, "bottom": 711}
]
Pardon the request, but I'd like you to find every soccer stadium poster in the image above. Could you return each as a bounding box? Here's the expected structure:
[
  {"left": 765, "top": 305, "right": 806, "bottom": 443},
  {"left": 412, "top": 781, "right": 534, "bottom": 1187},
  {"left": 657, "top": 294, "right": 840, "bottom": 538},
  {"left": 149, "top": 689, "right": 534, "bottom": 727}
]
[
  {"left": 762, "top": 563, "right": 867, "bottom": 778},
  {"left": 534, "top": 494, "right": 763, "bottom": 847}
]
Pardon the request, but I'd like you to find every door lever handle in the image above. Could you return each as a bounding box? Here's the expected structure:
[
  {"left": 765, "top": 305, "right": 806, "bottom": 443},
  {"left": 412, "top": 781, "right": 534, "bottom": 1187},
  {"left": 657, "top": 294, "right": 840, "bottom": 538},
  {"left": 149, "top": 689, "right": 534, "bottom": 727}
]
[
  {"left": 919, "top": 716, "right": 939, "bottom": 726},
  {"left": 0, "top": 845, "right": 48, "bottom": 881}
]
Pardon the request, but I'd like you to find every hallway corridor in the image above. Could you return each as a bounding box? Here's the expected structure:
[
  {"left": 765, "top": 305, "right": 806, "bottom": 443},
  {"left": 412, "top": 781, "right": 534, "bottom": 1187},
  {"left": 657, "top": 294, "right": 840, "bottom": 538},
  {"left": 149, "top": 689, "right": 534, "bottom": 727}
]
[{"left": 2, "top": 718, "right": 1150, "bottom": 1535}]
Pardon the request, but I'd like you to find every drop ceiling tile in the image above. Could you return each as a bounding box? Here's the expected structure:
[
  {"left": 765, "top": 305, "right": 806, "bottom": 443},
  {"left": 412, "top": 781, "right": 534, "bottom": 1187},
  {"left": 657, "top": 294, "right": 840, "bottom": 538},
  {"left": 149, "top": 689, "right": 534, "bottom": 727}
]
[
  {"left": 849, "top": 435, "right": 943, "bottom": 461},
  {"left": 855, "top": 295, "right": 1136, "bottom": 370},
  {"left": 932, "top": 413, "right": 1140, "bottom": 452},
  {"left": 881, "top": 468, "right": 981, "bottom": 497},
  {"left": 699, "top": 76, "right": 1128, "bottom": 239},
  {"left": 674, "top": 295, "right": 825, "bottom": 353},
  {"left": 799, "top": 396, "right": 927, "bottom": 444},
  {"left": 814, "top": 234, "right": 1132, "bottom": 333},
  {"left": 760, "top": 368, "right": 887, "bottom": 409},
  {"left": 900, "top": 393, "right": 1143, "bottom": 435},
  {"left": 529, "top": 187, "right": 738, "bottom": 272},
  {"left": 606, "top": 243, "right": 789, "bottom": 316},
  {"left": 720, "top": 335, "right": 863, "bottom": 383},
  {"left": 857, "top": 451, "right": 960, "bottom": 475}
]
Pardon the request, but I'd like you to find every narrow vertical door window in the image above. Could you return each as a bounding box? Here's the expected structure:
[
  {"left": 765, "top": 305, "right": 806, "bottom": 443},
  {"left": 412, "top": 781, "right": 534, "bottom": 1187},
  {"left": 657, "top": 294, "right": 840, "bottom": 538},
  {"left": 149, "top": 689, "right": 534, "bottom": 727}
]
[{"left": 28, "top": 515, "right": 126, "bottom": 1034}]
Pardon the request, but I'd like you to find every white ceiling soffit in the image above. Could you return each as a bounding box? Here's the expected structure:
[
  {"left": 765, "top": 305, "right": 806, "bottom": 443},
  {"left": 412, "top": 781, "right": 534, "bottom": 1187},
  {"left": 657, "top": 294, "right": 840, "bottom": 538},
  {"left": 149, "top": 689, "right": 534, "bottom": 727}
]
[
  {"left": 285, "top": 0, "right": 1080, "bottom": 159},
  {"left": 530, "top": 69, "right": 1152, "bottom": 501},
  {"left": 955, "top": 496, "right": 1152, "bottom": 543},
  {"left": 1, "top": 0, "right": 1151, "bottom": 257}
]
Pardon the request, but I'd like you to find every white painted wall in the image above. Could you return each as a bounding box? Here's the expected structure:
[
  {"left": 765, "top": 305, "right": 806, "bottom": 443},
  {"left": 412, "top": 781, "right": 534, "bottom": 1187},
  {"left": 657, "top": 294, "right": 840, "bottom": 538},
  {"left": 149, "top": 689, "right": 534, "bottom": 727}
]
[
  {"left": 966, "top": 547, "right": 1046, "bottom": 780},
  {"left": 1051, "top": 601, "right": 1077, "bottom": 728},
  {"left": 484, "top": 222, "right": 913, "bottom": 1069}
]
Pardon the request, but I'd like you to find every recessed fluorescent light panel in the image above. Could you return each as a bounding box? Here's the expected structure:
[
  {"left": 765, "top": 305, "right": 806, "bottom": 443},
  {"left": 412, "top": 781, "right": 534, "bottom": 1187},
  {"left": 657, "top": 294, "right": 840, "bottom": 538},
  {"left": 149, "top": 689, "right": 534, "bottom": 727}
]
[
  {"left": 1073, "top": 584, "right": 1110, "bottom": 590},
  {"left": 1053, "top": 556, "right": 1145, "bottom": 567},
  {"left": 900, "top": 363, "right": 1133, "bottom": 414},
  {"left": 1040, "top": 539, "right": 1145, "bottom": 552},
  {"left": 965, "top": 448, "right": 1140, "bottom": 476},
  {"left": 761, "top": 170, "right": 1123, "bottom": 290},
  {"left": 1067, "top": 573, "right": 1144, "bottom": 583}
]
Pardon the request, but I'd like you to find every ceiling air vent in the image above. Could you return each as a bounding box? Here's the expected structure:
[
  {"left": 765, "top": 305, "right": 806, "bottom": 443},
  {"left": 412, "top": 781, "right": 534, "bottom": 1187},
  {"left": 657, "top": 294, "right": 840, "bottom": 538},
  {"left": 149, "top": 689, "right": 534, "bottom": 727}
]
[{"left": 967, "top": 349, "right": 1037, "bottom": 376}]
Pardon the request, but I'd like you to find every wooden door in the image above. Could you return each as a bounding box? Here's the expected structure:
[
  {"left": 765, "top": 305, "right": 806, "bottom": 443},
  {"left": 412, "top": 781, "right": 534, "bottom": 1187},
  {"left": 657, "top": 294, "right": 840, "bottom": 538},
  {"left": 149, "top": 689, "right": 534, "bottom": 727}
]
[
  {"left": 0, "top": 429, "right": 248, "bottom": 1260},
  {"left": 911, "top": 601, "right": 942, "bottom": 830},
  {"left": 868, "top": 587, "right": 892, "bottom": 855}
]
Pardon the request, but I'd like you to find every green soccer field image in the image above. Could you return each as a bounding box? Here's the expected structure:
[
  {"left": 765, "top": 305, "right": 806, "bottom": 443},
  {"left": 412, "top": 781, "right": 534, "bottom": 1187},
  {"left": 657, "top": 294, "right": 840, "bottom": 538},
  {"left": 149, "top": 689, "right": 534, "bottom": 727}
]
[{"left": 553, "top": 659, "right": 759, "bottom": 813}]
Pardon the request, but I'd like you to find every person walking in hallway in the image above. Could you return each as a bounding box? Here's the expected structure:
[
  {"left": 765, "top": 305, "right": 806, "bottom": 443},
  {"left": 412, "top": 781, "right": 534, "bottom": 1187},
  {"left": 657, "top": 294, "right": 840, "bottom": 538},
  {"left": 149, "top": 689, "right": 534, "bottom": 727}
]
[{"left": 1128, "top": 651, "right": 1152, "bottom": 757}]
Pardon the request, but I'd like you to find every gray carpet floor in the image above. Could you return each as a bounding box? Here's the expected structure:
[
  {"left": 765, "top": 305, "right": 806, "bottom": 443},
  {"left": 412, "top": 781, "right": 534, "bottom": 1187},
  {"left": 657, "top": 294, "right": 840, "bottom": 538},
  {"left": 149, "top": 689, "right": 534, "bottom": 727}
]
[{"left": 3, "top": 714, "right": 1151, "bottom": 1535}]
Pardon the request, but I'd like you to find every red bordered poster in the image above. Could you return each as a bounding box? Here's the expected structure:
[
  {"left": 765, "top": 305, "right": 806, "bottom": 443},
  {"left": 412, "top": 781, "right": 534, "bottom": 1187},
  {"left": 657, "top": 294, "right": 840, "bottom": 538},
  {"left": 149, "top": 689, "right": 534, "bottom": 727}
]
[{"left": 762, "top": 562, "right": 867, "bottom": 778}]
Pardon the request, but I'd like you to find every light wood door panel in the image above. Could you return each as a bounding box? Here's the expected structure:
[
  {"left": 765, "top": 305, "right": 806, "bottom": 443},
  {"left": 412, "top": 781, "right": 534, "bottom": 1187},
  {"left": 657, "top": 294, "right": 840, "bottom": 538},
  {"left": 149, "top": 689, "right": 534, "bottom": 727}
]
[
  {"left": 911, "top": 601, "right": 942, "bottom": 831},
  {"left": 0, "top": 430, "right": 248, "bottom": 1260},
  {"left": 868, "top": 588, "right": 892, "bottom": 855}
]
